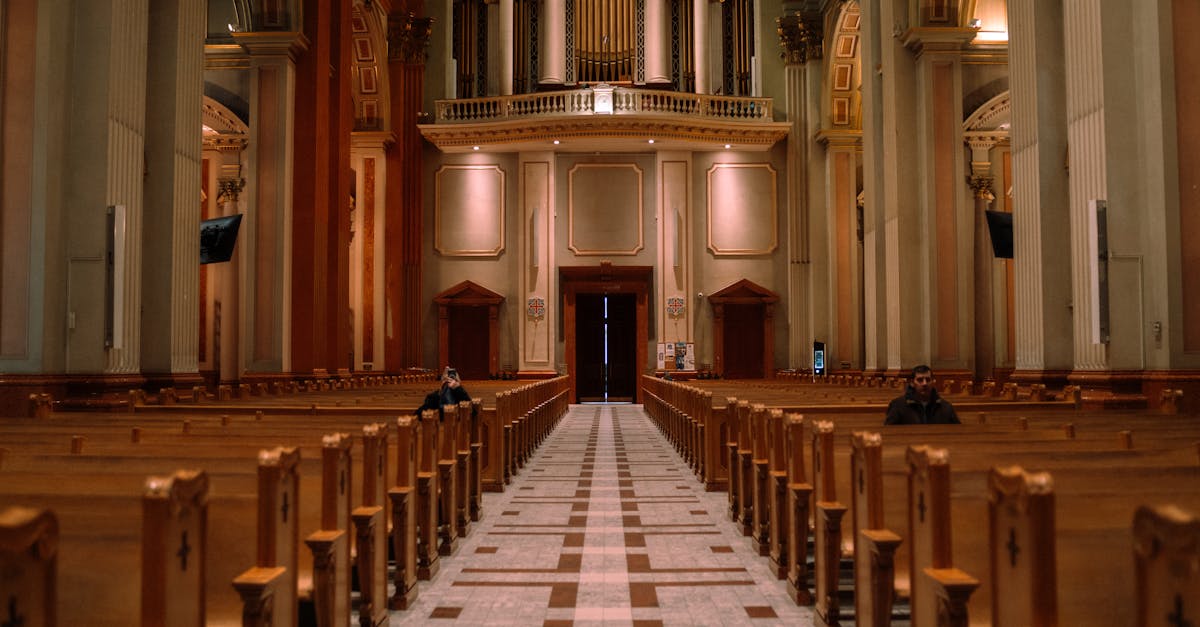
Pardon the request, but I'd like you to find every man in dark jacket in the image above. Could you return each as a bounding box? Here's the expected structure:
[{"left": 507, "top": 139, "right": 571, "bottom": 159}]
[
  {"left": 415, "top": 366, "right": 472, "bottom": 419},
  {"left": 884, "top": 364, "right": 960, "bottom": 425}
]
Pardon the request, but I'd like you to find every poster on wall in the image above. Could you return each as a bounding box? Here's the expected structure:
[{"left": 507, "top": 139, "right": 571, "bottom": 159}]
[
  {"left": 663, "top": 343, "right": 676, "bottom": 370},
  {"left": 656, "top": 343, "right": 666, "bottom": 370},
  {"left": 675, "top": 342, "right": 695, "bottom": 370}
]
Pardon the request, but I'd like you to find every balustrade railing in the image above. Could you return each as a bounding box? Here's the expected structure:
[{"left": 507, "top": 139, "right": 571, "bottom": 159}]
[{"left": 434, "top": 85, "right": 774, "bottom": 124}]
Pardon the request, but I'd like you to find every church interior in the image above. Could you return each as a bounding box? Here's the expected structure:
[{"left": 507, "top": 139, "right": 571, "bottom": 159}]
[{"left": 0, "top": 0, "right": 1198, "bottom": 625}]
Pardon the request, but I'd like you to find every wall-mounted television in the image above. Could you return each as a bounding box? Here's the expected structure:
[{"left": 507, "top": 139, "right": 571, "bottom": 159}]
[{"left": 200, "top": 214, "right": 243, "bottom": 264}]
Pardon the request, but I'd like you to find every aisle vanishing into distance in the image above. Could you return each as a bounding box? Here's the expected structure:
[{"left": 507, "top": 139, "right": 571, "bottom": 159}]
[{"left": 392, "top": 403, "right": 812, "bottom": 625}]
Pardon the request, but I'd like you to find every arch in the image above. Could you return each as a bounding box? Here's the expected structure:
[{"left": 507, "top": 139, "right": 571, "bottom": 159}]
[
  {"left": 349, "top": 1, "right": 391, "bottom": 132},
  {"left": 825, "top": 1, "right": 863, "bottom": 129},
  {"left": 963, "top": 90, "right": 1010, "bottom": 133}
]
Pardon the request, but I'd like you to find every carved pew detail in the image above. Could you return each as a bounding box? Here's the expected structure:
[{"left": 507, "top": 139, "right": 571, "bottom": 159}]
[
  {"left": 389, "top": 415, "right": 420, "bottom": 609},
  {"left": 906, "top": 446, "right": 979, "bottom": 627},
  {"left": 850, "top": 432, "right": 901, "bottom": 627},
  {"left": 0, "top": 507, "right": 58, "bottom": 627},
  {"left": 303, "top": 433, "right": 352, "bottom": 627},
  {"left": 813, "top": 420, "right": 848, "bottom": 624},
  {"left": 988, "top": 466, "right": 1056, "bottom": 627},
  {"left": 785, "top": 413, "right": 814, "bottom": 605},
  {"left": 1133, "top": 504, "right": 1200, "bottom": 627},
  {"left": 142, "top": 470, "right": 209, "bottom": 627}
]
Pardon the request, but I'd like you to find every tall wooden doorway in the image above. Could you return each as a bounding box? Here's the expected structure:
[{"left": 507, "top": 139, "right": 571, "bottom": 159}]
[
  {"left": 708, "top": 279, "right": 778, "bottom": 379},
  {"left": 561, "top": 264, "right": 651, "bottom": 403},
  {"left": 434, "top": 281, "right": 504, "bottom": 380}
]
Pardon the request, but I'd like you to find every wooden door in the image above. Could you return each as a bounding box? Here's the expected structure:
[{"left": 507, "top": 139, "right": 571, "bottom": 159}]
[
  {"left": 576, "top": 294, "right": 606, "bottom": 401},
  {"left": 448, "top": 306, "right": 490, "bottom": 380},
  {"left": 723, "top": 303, "right": 764, "bottom": 378},
  {"left": 605, "top": 293, "right": 637, "bottom": 401}
]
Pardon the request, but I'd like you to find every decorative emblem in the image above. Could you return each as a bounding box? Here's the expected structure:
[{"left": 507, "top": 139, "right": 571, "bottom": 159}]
[
  {"left": 526, "top": 297, "right": 546, "bottom": 321},
  {"left": 667, "top": 297, "right": 686, "bottom": 318}
]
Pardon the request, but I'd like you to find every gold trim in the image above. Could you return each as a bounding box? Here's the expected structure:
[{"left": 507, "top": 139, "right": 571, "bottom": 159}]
[
  {"left": 706, "top": 163, "right": 778, "bottom": 256},
  {"left": 567, "top": 163, "right": 645, "bottom": 256},
  {"left": 434, "top": 165, "right": 506, "bottom": 257}
]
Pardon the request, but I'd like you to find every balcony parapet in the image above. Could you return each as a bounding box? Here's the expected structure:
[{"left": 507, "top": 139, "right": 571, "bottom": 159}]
[{"left": 433, "top": 84, "right": 775, "bottom": 124}]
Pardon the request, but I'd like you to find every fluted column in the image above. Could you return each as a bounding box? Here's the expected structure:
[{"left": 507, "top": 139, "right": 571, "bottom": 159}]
[
  {"left": 62, "top": 0, "right": 149, "bottom": 375},
  {"left": 385, "top": 11, "right": 433, "bottom": 371},
  {"left": 539, "top": 0, "right": 565, "bottom": 85},
  {"left": 859, "top": 0, "right": 886, "bottom": 374},
  {"left": 1007, "top": 0, "right": 1073, "bottom": 382},
  {"left": 215, "top": 161, "right": 245, "bottom": 385},
  {"left": 780, "top": 12, "right": 825, "bottom": 369},
  {"left": 350, "top": 132, "right": 395, "bottom": 372},
  {"left": 1063, "top": 0, "right": 1109, "bottom": 372},
  {"left": 693, "top": 0, "right": 709, "bottom": 94},
  {"left": 236, "top": 32, "right": 307, "bottom": 375},
  {"left": 141, "top": 0, "right": 205, "bottom": 382},
  {"left": 644, "top": 0, "right": 670, "bottom": 85}
]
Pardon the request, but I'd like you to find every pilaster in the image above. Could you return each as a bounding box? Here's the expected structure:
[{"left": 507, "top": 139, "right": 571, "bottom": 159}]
[
  {"left": 818, "top": 131, "right": 864, "bottom": 372},
  {"left": 657, "top": 151, "right": 692, "bottom": 348},
  {"left": 236, "top": 31, "right": 307, "bottom": 375},
  {"left": 901, "top": 26, "right": 975, "bottom": 374},
  {"left": 519, "top": 152, "right": 555, "bottom": 375},
  {"left": 351, "top": 132, "right": 395, "bottom": 372}
]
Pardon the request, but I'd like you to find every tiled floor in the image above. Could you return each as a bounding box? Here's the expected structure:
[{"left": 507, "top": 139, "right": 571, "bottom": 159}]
[{"left": 390, "top": 403, "right": 813, "bottom": 625}]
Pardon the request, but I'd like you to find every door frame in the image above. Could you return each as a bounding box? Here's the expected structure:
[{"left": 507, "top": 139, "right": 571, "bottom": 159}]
[
  {"left": 433, "top": 280, "right": 504, "bottom": 377},
  {"left": 708, "top": 278, "right": 779, "bottom": 379},
  {"left": 561, "top": 263, "right": 651, "bottom": 403}
]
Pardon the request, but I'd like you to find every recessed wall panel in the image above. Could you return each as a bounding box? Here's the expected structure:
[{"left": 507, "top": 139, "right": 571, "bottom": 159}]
[
  {"left": 707, "top": 163, "right": 778, "bottom": 255},
  {"left": 435, "top": 164, "right": 506, "bottom": 256},
  {"left": 568, "top": 163, "right": 644, "bottom": 255}
]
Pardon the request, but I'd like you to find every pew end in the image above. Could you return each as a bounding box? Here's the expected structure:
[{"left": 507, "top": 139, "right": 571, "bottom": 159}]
[
  {"left": 1133, "top": 504, "right": 1200, "bottom": 627},
  {"left": 0, "top": 507, "right": 57, "bottom": 627}
]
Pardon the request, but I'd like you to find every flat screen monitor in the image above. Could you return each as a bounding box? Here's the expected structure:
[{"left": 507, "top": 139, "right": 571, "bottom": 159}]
[
  {"left": 200, "top": 214, "right": 243, "bottom": 264},
  {"left": 985, "top": 210, "right": 1014, "bottom": 259}
]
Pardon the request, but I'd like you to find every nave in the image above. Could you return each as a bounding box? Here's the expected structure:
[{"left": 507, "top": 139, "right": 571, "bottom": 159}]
[{"left": 392, "top": 403, "right": 810, "bottom": 626}]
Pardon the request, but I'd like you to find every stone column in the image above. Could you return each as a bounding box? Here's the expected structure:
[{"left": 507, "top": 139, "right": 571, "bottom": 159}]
[
  {"left": 1063, "top": 1, "right": 1109, "bottom": 373},
  {"left": 385, "top": 12, "right": 433, "bottom": 371},
  {"left": 644, "top": 0, "right": 670, "bottom": 85},
  {"left": 538, "top": 0, "right": 565, "bottom": 86},
  {"left": 62, "top": 0, "right": 149, "bottom": 376},
  {"left": 858, "top": 0, "right": 887, "bottom": 374},
  {"left": 900, "top": 28, "right": 975, "bottom": 377},
  {"left": 215, "top": 158, "right": 246, "bottom": 385},
  {"left": 1007, "top": 0, "right": 1073, "bottom": 385},
  {"left": 779, "top": 13, "right": 825, "bottom": 369},
  {"left": 140, "top": 0, "right": 205, "bottom": 385},
  {"left": 498, "top": 0, "right": 514, "bottom": 95},
  {"left": 235, "top": 31, "right": 307, "bottom": 375},
  {"left": 819, "top": 132, "right": 865, "bottom": 372},
  {"left": 693, "top": 0, "right": 709, "bottom": 94},
  {"left": 968, "top": 165, "right": 996, "bottom": 384}
]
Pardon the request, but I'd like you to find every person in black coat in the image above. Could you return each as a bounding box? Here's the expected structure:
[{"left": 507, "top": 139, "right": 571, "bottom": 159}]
[
  {"left": 415, "top": 366, "right": 471, "bottom": 419},
  {"left": 884, "top": 364, "right": 960, "bottom": 425}
]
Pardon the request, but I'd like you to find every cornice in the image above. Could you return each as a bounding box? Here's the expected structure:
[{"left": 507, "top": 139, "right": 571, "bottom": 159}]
[
  {"left": 899, "top": 27, "right": 977, "bottom": 56},
  {"left": 419, "top": 116, "right": 791, "bottom": 153},
  {"left": 815, "top": 128, "right": 863, "bottom": 148}
]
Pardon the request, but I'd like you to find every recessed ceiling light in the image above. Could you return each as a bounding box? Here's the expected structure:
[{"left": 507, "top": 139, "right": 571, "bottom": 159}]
[
  {"left": 724, "top": 144, "right": 732, "bottom": 149},
  {"left": 648, "top": 139, "right": 655, "bottom": 144},
  {"left": 472, "top": 146, "right": 480, "bottom": 151},
  {"left": 553, "top": 140, "right": 560, "bottom": 145}
]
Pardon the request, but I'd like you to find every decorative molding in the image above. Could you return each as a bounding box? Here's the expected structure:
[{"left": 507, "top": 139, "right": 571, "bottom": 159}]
[
  {"left": 706, "top": 163, "right": 778, "bottom": 255},
  {"left": 567, "top": 163, "right": 645, "bottom": 255},
  {"left": 968, "top": 175, "right": 995, "bottom": 200},
  {"left": 963, "top": 91, "right": 1011, "bottom": 132},
  {"left": 777, "top": 13, "right": 823, "bottom": 64},
  {"left": 434, "top": 165, "right": 506, "bottom": 257},
  {"left": 387, "top": 12, "right": 433, "bottom": 63}
]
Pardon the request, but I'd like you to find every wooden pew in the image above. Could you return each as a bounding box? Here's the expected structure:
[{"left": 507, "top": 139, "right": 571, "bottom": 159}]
[{"left": 0, "top": 506, "right": 57, "bottom": 627}]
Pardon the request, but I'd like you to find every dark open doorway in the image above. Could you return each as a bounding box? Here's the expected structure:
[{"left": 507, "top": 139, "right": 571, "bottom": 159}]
[
  {"left": 721, "top": 303, "right": 765, "bottom": 378},
  {"left": 575, "top": 293, "right": 637, "bottom": 402}
]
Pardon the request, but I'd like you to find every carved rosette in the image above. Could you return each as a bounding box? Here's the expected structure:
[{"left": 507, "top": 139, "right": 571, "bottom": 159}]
[
  {"left": 388, "top": 12, "right": 434, "bottom": 63},
  {"left": 777, "top": 13, "right": 823, "bottom": 65}
]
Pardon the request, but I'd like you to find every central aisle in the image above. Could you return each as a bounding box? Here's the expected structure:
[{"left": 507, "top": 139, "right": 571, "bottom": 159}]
[{"left": 393, "top": 403, "right": 812, "bottom": 625}]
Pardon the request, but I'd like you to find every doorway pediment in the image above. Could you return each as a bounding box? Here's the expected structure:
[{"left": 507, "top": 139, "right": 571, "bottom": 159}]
[{"left": 707, "top": 278, "right": 779, "bottom": 305}]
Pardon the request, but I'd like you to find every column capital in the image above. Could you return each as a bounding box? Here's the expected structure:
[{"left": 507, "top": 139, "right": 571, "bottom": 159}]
[
  {"left": 963, "top": 132, "right": 1008, "bottom": 177},
  {"left": 777, "top": 13, "right": 823, "bottom": 65},
  {"left": 232, "top": 31, "right": 310, "bottom": 61},
  {"left": 351, "top": 131, "right": 398, "bottom": 152},
  {"left": 217, "top": 177, "right": 247, "bottom": 204},
  {"left": 899, "top": 27, "right": 976, "bottom": 57},
  {"left": 967, "top": 175, "right": 995, "bottom": 201},
  {"left": 387, "top": 12, "right": 434, "bottom": 63},
  {"left": 815, "top": 128, "right": 863, "bottom": 150}
]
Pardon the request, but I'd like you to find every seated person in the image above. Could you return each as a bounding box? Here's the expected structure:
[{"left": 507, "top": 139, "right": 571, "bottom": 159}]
[
  {"left": 884, "top": 364, "right": 960, "bottom": 425},
  {"left": 415, "top": 366, "right": 471, "bottom": 419}
]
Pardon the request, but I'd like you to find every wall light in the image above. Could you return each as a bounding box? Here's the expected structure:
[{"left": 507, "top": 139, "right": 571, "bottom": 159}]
[{"left": 969, "top": 18, "right": 982, "bottom": 28}]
